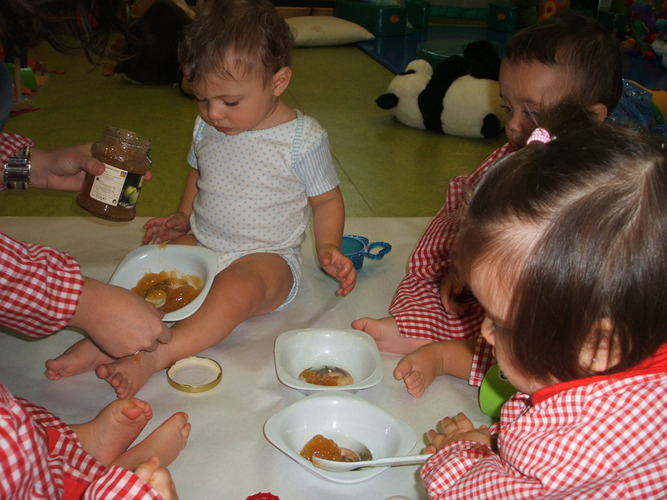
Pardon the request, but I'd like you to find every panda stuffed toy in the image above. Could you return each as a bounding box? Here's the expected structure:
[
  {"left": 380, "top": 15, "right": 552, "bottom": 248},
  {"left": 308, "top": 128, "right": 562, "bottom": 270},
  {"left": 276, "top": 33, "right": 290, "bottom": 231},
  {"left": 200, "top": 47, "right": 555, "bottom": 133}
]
[{"left": 376, "top": 40, "right": 506, "bottom": 139}]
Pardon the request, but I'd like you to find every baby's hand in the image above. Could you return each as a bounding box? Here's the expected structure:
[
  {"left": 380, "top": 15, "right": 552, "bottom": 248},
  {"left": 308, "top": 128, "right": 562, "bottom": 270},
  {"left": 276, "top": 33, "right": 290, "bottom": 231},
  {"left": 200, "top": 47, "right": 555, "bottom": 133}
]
[
  {"left": 394, "top": 344, "right": 440, "bottom": 397},
  {"left": 439, "top": 265, "right": 468, "bottom": 316},
  {"left": 424, "top": 413, "right": 491, "bottom": 454},
  {"left": 318, "top": 244, "right": 357, "bottom": 296},
  {"left": 134, "top": 457, "right": 179, "bottom": 500},
  {"left": 143, "top": 212, "right": 190, "bottom": 245}
]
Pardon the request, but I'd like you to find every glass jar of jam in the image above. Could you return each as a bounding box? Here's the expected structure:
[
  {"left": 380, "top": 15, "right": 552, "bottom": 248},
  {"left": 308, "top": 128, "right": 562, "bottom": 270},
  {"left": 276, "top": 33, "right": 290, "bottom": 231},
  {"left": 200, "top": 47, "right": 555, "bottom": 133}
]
[{"left": 77, "top": 127, "right": 151, "bottom": 221}]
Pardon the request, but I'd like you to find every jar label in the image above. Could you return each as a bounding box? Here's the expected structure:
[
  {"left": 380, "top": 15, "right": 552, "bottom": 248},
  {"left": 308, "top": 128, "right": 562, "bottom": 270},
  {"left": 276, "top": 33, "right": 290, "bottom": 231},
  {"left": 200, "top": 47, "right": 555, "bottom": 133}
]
[{"left": 89, "top": 163, "right": 144, "bottom": 208}]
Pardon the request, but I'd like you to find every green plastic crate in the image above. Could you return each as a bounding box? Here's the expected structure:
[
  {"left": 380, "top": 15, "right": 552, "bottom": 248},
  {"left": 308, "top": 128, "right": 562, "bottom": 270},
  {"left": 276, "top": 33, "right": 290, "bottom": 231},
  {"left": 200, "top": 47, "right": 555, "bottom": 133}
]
[
  {"left": 488, "top": 1, "right": 520, "bottom": 32},
  {"left": 407, "top": 0, "right": 430, "bottom": 31}
]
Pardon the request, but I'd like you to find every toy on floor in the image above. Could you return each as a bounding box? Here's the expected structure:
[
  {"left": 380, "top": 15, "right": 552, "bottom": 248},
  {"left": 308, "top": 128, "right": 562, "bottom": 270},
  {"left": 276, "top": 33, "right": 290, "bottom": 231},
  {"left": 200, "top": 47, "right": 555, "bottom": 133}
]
[
  {"left": 376, "top": 40, "right": 506, "bottom": 139},
  {"left": 609, "top": 79, "right": 667, "bottom": 138},
  {"left": 375, "top": 59, "right": 433, "bottom": 129},
  {"left": 623, "top": 1, "right": 659, "bottom": 58},
  {"left": 651, "top": 18, "right": 667, "bottom": 67},
  {"left": 538, "top": 0, "right": 569, "bottom": 22}
]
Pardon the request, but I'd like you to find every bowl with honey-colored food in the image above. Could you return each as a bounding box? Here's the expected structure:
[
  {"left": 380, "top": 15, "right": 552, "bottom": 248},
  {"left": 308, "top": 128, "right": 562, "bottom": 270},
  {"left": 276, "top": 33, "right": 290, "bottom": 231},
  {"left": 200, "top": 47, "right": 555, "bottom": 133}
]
[
  {"left": 109, "top": 244, "right": 218, "bottom": 322},
  {"left": 274, "top": 327, "right": 383, "bottom": 394},
  {"left": 264, "top": 391, "right": 417, "bottom": 484}
]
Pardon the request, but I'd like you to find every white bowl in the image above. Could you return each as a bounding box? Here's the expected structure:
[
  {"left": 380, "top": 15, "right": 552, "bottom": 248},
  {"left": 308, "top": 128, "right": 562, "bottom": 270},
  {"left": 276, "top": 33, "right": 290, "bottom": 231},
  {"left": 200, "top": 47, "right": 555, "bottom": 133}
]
[
  {"left": 274, "top": 328, "right": 383, "bottom": 394},
  {"left": 109, "top": 244, "right": 218, "bottom": 322},
  {"left": 264, "top": 391, "right": 417, "bottom": 484}
]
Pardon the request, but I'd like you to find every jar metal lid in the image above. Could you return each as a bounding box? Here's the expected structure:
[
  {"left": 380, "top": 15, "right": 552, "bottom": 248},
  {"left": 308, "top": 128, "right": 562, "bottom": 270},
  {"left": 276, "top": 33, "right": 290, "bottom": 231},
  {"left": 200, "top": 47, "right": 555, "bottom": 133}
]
[{"left": 166, "top": 356, "right": 222, "bottom": 393}]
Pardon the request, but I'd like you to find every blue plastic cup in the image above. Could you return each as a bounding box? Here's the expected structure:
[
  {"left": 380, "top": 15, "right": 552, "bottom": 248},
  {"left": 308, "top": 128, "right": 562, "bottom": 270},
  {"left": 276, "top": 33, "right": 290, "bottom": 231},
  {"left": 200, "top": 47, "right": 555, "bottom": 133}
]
[{"left": 341, "top": 235, "right": 392, "bottom": 270}]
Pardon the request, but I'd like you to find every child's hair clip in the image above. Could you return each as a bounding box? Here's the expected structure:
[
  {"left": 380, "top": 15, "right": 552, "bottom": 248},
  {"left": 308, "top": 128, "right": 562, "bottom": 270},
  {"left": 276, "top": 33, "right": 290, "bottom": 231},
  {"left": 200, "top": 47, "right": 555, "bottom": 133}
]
[{"left": 527, "top": 127, "right": 552, "bottom": 145}]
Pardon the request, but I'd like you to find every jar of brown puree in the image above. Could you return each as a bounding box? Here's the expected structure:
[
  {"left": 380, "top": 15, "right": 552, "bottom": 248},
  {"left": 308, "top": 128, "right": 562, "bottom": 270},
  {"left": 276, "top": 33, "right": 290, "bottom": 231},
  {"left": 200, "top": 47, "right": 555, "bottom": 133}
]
[{"left": 77, "top": 127, "right": 151, "bottom": 221}]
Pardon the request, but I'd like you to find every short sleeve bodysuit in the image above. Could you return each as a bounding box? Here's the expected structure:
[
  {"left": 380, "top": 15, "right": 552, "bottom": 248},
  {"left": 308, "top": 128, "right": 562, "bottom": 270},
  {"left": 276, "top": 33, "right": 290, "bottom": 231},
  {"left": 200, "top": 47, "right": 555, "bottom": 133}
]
[{"left": 187, "top": 111, "right": 339, "bottom": 264}]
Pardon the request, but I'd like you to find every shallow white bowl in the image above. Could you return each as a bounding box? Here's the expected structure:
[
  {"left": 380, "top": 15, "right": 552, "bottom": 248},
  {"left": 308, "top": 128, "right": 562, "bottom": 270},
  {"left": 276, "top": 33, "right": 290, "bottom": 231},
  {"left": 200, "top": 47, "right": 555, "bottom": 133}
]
[
  {"left": 264, "top": 391, "right": 417, "bottom": 484},
  {"left": 274, "top": 328, "right": 383, "bottom": 394},
  {"left": 109, "top": 244, "right": 218, "bottom": 322}
]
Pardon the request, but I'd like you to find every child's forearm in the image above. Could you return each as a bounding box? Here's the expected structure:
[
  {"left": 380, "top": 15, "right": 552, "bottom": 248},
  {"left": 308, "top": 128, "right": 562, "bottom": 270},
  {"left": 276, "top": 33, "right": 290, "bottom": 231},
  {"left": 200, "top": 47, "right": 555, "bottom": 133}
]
[
  {"left": 311, "top": 187, "right": 345, "bottom": 250},
  {"left": 439, "top": 338, "right": 476, "bottom": 379}
]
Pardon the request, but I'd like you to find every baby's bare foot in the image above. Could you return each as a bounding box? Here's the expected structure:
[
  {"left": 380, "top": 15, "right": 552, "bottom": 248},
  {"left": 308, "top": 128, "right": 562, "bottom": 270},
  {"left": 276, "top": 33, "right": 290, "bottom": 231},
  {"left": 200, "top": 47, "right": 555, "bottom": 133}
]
[
  {"left": 45, "top": 338, "right": 115, "bottom": 380},
  {"left": 134, "top": 457, "right": 179, "bottom": 500},
  {"left": 70, "top": 398, "right": 153, "bottom": 466},
  {"left": 352, "top": 316, "right": 431, "bottom": 354},
  {"left": 113, "top": 412, "right": 191, "bottom": 471},
  {"left": 96, "top": 352, "right": 158, "bottom": 399}
]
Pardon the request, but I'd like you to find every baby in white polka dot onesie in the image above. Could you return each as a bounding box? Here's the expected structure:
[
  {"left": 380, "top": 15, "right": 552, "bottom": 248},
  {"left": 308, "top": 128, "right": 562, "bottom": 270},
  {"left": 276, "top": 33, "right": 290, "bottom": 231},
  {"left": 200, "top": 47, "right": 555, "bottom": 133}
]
[{"left": 67, "top": 0, "right": 358, "bottom": 399}]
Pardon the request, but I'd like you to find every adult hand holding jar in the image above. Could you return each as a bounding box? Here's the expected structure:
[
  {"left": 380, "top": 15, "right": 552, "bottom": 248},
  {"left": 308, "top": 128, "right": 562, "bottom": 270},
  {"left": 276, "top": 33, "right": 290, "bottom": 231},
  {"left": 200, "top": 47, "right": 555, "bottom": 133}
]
[{"left": 33, "top": 143, "right": 154, "bottom": 191}]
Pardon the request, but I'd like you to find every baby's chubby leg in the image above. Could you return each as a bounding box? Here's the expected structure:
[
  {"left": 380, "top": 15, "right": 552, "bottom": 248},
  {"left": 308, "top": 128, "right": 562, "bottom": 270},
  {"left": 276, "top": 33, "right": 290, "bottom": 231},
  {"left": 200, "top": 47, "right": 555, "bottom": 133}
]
[
  {"left": 96, "top": 253, "right": 294, "bottom": 398},
  {"left": 45, "top": 236, "right": 199, "bottom": 382}
]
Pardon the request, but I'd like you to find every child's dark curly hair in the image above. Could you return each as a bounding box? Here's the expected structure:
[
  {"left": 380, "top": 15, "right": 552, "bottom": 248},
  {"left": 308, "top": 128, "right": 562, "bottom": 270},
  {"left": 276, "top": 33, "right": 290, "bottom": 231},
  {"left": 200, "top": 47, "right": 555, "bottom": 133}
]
[
  {"left": 504, "top": 13, "right": 623, "bottom": 116},
  {"left": 179, "top": 0, "right": 294, "bottom": 85}
]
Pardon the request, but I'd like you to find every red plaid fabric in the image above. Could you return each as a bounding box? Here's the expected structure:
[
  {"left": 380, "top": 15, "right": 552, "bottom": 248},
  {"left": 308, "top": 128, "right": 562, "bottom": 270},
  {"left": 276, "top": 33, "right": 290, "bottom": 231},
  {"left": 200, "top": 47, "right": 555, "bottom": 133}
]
[
  {"left": 0, "top": 136, "right": 163, "bottom": 498},
  {"left": 0, "top": 133, "right": 34, "bottom": 191},
  {"left": 1, "top": 384, "right": 161, "bottom": 499},
  {"left": 421, "top": 344, "right": 667, "bottom": 499},
  {"left": 0, "top": 231, "right": 83, "bottom": 337},
  {"left": 390, "top": 142, "right": 516, "bottom": 385}
]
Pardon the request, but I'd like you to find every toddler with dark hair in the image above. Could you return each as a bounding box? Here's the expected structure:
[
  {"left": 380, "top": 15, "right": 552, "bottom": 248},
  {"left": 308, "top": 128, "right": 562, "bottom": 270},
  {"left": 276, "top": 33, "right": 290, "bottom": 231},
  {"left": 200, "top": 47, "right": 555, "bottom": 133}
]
[{"left": 421, "top": 116, "right": 667, "bottom": 499}]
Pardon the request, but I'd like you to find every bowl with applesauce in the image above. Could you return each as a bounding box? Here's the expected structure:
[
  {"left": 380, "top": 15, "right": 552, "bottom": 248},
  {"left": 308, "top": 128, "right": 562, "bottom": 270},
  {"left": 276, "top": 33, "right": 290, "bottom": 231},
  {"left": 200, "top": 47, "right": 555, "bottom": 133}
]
[{"left": 109, "top": 244, "right": 218, "bottom": 322}]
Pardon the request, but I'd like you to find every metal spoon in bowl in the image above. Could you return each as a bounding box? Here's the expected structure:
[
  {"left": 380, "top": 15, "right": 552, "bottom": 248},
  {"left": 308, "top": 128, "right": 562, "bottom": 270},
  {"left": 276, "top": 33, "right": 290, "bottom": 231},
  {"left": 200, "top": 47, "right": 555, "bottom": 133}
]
[
  {"left": 310, "top": 437, "right": 431, "bottom": 472},
  {"left": 312, "top": 452, "right": 432, "bottom": 472}
]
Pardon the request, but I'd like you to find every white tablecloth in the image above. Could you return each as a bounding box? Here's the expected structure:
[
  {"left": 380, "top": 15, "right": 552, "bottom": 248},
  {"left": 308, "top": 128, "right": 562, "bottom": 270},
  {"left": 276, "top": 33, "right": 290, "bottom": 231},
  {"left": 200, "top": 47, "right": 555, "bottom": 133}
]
[{"left": 0, "top": 216, "right": 492, "bottom": 500}]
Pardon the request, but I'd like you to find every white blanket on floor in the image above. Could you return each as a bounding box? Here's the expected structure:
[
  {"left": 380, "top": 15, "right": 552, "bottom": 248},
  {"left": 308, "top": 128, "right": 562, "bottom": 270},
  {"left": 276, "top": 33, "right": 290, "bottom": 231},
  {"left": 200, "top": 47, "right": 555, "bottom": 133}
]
[{"left": 0, "top": 216, "right": 491, "bottom": 500}]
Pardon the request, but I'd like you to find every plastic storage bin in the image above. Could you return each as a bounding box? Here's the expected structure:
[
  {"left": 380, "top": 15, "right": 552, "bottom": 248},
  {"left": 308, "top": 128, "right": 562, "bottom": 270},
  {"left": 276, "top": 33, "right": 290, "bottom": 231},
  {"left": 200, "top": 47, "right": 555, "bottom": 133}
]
[{"left": 335, "top": 0, "right": 429, "bottom": 36}]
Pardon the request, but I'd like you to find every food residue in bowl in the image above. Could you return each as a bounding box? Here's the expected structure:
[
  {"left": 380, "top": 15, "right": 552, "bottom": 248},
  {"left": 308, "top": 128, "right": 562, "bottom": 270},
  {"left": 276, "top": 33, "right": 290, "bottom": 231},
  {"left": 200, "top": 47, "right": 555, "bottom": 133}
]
[
  {"left": 300, "top": 435, "right": 360, "bottom": 464},
  {"left": 132, "top": 270, "right": 202, "bottom": 313},
  {"left": 299, "top": 366, "right": 354, "bottom": 386}
]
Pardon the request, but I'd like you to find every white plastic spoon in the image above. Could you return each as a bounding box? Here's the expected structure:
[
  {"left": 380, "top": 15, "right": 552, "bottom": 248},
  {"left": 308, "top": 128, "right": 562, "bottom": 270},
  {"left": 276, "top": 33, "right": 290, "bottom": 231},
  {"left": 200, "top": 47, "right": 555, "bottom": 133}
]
[{"left": 312, "top": 453, "right": 432, "bottom": 472}]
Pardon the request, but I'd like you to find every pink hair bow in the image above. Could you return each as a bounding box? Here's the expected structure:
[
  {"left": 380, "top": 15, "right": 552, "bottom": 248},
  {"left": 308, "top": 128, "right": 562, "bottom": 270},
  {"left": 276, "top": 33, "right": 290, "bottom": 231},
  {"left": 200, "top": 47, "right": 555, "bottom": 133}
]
[{"left": 527, "top": 127, "right": 552, "bottom": 145}]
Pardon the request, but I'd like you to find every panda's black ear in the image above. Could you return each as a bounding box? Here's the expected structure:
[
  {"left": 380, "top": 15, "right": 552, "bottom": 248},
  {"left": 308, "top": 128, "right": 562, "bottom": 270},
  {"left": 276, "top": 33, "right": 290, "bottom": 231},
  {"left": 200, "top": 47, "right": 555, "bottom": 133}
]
[
  {"left": 464, "top": 40, "right": 501, "bottom": 81},
  {"left": 376, "top": 93, "right": 399, "bottom": 110}
]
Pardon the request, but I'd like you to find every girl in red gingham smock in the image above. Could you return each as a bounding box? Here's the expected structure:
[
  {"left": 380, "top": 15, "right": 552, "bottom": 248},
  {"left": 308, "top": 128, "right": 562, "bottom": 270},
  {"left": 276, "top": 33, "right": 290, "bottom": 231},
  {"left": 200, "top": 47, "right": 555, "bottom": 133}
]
[
  {"left": 1, "top": 133, "right": 189, "bottom": 498},
  {"left": 0, "top": 387, "right": 168, "bottom": 500},
  {"left": 420, "top": 120, "right": 667, "bottom": 499},
  {"left": 0, "top": 231, "right": 187, "bottom": 499},
  {"left": 353, "top": 13, "right": 624, "bottom": 394},
  {"left": 389, "top": 142, "right": 514, "bottom": 386}
]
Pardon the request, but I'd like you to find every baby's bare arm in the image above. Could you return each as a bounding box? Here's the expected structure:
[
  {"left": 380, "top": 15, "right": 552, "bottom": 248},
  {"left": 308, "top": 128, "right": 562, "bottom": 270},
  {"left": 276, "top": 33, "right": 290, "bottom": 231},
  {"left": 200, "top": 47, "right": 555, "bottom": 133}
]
[
  {"left": 310, "top": 187, "right": 356, "bottom": 295},
  {"left": 394, "top": 338, "right": 476, "bottom": 397},
  {"left": 143, "top": 211, "right": 191, "bottom": 244},
  {"left": 143, "top": 168, "right": 199, "bottom": 244}
]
